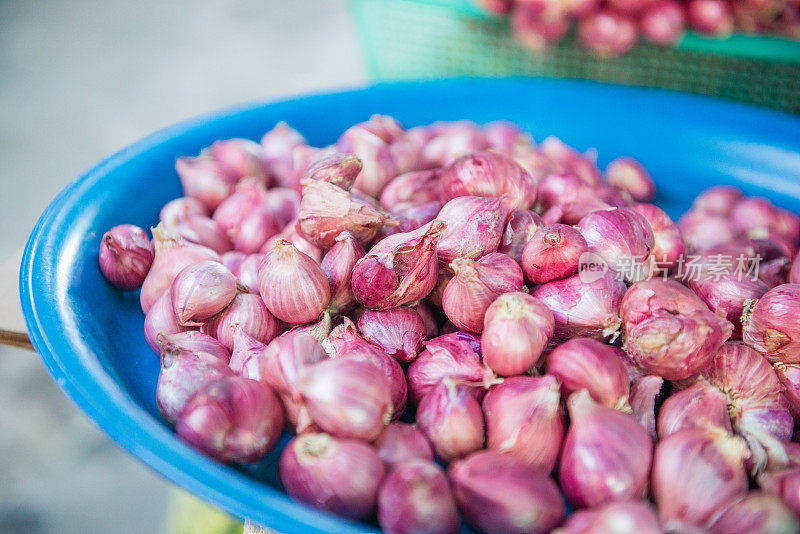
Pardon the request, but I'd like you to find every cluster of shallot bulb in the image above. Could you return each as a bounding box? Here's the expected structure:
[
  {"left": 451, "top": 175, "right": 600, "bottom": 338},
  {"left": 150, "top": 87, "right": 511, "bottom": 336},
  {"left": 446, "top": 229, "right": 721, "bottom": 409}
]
[
  {"left": 98, "top": 115, "right": 800, "bottom": 533},
  {"left": 477, "top": 0, "right": 800, "bottom": 58}
]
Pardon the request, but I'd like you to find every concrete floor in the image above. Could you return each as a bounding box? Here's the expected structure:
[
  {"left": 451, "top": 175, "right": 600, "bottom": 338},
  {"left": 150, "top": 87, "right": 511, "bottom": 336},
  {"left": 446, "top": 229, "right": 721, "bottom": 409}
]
[{"left": 0, "top": 1, "right": 365, "bottom": 532}]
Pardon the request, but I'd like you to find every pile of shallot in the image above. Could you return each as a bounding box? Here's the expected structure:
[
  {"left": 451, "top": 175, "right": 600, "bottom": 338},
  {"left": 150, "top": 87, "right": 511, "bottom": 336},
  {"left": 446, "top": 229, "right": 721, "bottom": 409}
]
[
  {"left": 99, "top": 115, "right": 800, "bottom": 533},
  {"left": 477, "top": 0, "right": 800, "bottom": 57}
]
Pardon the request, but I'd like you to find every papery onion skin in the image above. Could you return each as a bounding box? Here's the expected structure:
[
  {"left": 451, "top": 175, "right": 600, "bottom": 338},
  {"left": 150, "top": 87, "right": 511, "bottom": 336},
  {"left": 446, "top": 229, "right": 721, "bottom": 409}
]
[
  {"left": 303, "top": 152, "right": 362, "bottom": 190},
  {"left": 352, "top": 220, "right": 446, "bottom": 311},
  {"left": 657, "top": 381, "right": 733, "bottom": 439},
  {"left": 442, "top": 253, "right": 524, "bottom": 334},
  {"left": 264, "top": 187, "right": 301, "bottom": 228},
  {"left": 559, "top": 390, "right": 653, "bottom": 508},
  {"left": 175, "top": 155, "right": 237, "bottom": 212},
  {"left": 416, "top": 379, "right": 485, "bottom": 462},
  {"left": 632, "top": 203, "right": 686, "bottom": 267},
  {"left": 482, "top": 375, "right": 564, "bottom": 473},
  {"left": 578, "top": 207, "right": 655, "bottom": 283},
  {"left": 289, "top": 311, "right": 332, "bottom": 343},
  {"left": 353, "top": 115, "right": 406, "bottom": 144},
  {"left": 760, "top": 257, "right": 791, "bottom": 289},
  {"left": 261, "top": 219, "right": 323, "bottom": 263},
  {"left": 140, "top": 225, "right": 220, "bottom": 314},
  {"left": 228, "top": 325, "right": 266, "bottom": 379},
  {"left": 279, "top": 433, "right": 385, "bottom": 520},
  {"left": 406, "top": 331, "right": 491, "bottom": 404},
  {"left": 775, "top": 363, "right": 800, "bottom": 418},
  {"left": 201, "top": 292, "right": 282, "bottom": 351},
  {"left": 208, "top": 138, "right": 268, "bottom": 183},
  {"left": 212, "top": 178, "right": 277, "bottom": 251},
  {"left": 413, "top": 301, "right": 439, "bottom": 340},
  {"left": 436, "top": 195, "right": 511, "bottom": 265},
  {"left": 160, "top": 197, "right": 208, "bottom": 227},
  {"left": 742, "top": 284, "right": 800, "bottom": 364},
  {"left": 157, "top": 331, "right": 230, "bottom": 364},
  {"left": 379, "top": 169, "right": 443, "bottom": 211},
  {"left": 156, "top": 345, "right": 233, "bottom": 425},
  {"left": 144, "top": 292, "right": 192, "bottom": 352},
  {"left": 700, "top": 342, "right": 793, "bottom": 473},
  {"left": 175, "top": 376, "right": 283, "bottom": 464},
  {"left": 170, "top": 216, "right": 232, "bottom": 254},
  {"left": 521, "top": 223, "right": 588, "bottom": 285},
  {"left": 257, "top": 239, "right": 330, "bottom": 324},
  {"left": 701, "top": 342, "right": 785, "bottom": 419},
  {"left": 791, "top": 252, "right": 800, "bottom": 284},
  {"left": 338, "top": 127, "right": 399, "bottom": 197},
  {"left": 297, "top": 357, "right": 392, "bottom": 441},
  {"left": 533, "top": 271, "right": 627, "bottom": 341},
  {"left": 288, "top": 145, "right": 335, "bottom": 192},
  {"left": 536, "top": 172, "right": 612, "bottom": 225},
  {"left": 449, "top": 449, "right": 566, "bottom": 534},
  {"left": 499, "top": 209, "right": 544, "bottom": 264},
  {"left": 375, "top": 201, "right": 442, "bottom": 241},
  {"left": 553, "top": 501, "right": 665, "bottom": 534},
  {"left": 99, "top": 224, "right": 154, "bottom": 290},
  {"left": 625, "top": 309, "right": 733, "bottom": 380},
  {"left": 539, "top": 137, "right": 602, "bottom": 187},
  {"left": 439, "top": 151, "right": 538, "bottom": 210},
  {"left": 335, "top": 346, "right": 408, "bottom": 422},
  {"left": 374, "top": 423, "right": 434, "bottom": 469},
  {"left": 298, "top": 179, "right": 391, "bottom": 249},
  {"left": 260, "top": 122, "right": 306, "bottom": 188},
  {"left": 320, "top": 231, "right": 365, "bottom": 314},
  {"left": 710, "top": 491, "right": 800, "bottom": 534},
  {"left": 232, "top": 253, "right": 262, "bottom": 293},
  {"left": 421, "top": 121, "right": 489, "bottom": 168},
  {"left": 621, "top": 278, "right": 734, "bottom": 380},
  {"left": 652, "top": 427, "right": 749, "bottom": 529},
  {"left": 621, "top": 278, "right": 709, "bottom": 325},
  {"left": 170, "top": 261, "right": 239, "bottom": 326},
  {"left": 357, "top": 306, "right": 426, "bottom": 363},
  {"left": 482, "top": 292, "right": 554, "bottom": 376},
  {"left": 546, "top": 338, "right": 631, "bottom": 411},
  {"left": 605, "top": 157, "right": 656, "bottom": 202},
  {"left": 259, "top": 331, "right": 326, "bottom": 427},
  {"left": 630, "top": 375, "right": 663, "bottom": 441},
  {"left": 377, "top": 460, "right": 459, "bottom": 534},
  {"left": 688, "top": 273, "right": 768, "bottom": 338}
]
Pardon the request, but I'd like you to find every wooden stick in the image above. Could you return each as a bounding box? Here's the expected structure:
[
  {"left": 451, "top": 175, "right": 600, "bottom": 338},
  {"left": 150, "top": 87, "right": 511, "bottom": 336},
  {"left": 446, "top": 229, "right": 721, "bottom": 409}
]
[{"left": 0, "top": 249, "right": 33, "bottom": 351}]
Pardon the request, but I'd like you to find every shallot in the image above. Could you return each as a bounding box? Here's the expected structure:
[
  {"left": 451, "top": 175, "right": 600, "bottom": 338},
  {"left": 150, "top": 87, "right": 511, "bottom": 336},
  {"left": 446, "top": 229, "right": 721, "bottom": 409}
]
[
  {"left": 378, "top": 460, "right": 459, "bottom": 534},
  {"left": 449, "top": 450, "right": 566, "bottom": 534},
  {"left": 99, "top": 224, "right": 154, "bottom": 290},
  {"left": 482, "top": 375, "right": 564, "bottom": 473},
  {"left": 279, "top": 433, "right": 385, "bottom": 520}
]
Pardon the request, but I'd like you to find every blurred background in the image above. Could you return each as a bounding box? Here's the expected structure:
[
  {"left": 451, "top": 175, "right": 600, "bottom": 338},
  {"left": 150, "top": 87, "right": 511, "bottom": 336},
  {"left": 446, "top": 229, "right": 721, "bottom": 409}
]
[
  {"left": 0, "top": 1, "right": 363, "bottom": 532},
  {"left": 2, "top": 0, "right": 798, "bottom": 532}
]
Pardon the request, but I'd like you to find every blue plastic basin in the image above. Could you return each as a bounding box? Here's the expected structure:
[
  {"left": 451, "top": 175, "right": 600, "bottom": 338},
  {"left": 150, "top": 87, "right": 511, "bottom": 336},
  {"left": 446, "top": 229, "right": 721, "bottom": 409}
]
[{"left": 20, "top": 79, "right": 800, "bottom": 533}]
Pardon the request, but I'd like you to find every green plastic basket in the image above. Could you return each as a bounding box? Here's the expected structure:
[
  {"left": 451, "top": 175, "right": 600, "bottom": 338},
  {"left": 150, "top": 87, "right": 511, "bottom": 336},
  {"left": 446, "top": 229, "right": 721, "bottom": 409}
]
[{"left": 351, "top": 0, "right": 800, "bottom": 113}]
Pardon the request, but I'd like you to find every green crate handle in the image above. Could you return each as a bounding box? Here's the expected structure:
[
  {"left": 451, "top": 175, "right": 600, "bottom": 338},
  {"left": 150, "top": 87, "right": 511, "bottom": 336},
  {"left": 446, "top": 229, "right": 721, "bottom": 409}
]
[{"left": 433, "top": 0, "right": 800, "bottom": 64}]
